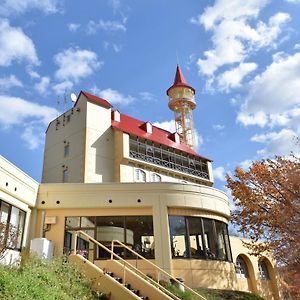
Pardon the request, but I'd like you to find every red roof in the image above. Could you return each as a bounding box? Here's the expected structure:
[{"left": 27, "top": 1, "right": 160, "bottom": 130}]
[
  {"left": 166, "top": 65, "right": 195, "bottom": 95},
  {"left": 112, "top": 112, "right": 211, "bottom": 161},
  {"left": 78, "top": 91, "right": 113, "bottom": 108}
]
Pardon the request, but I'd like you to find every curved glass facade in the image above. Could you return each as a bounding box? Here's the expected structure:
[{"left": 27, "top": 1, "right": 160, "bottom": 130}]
[{"left": 168, "top": 216, "right": 232, "bottom": 262}]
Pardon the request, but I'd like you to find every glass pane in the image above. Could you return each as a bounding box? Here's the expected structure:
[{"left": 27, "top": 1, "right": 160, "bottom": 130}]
[
  {"left": 78, "top": 229, "right": 95, "bottom": 261},
  {"left": 125, "top": 216, "right": 154, "bottom": 259},
  {"left": 236, "top": 256, "right": 249, "bottom": 278},
  {"left": 187, "top": 217, "right": 205, "bottom": 258},
  {"left": 0, "top": 201, "right": 10, "bottom": 223},
  {"left": 16, "top": 210, "right": 26, "bottom": 248},
  {"left": 0, "top": 201, "right": 10, "bottom": 245},
  {"left": 96, "top": 216, "right": 125, "bottom": 258},
  {"left": 169, "top": 216, "right": 187, "bottom": 258},
  {"left": 203, "top": 219, "right": 217, "bottom": 259},
  {"left": 81, "top": 217, "right": 96, "bottom": 228},
  {"left": 215, "top": 221, "right": 226, "bottom": 260},
  {"left": 66, "top": 217, "right": 80, "bottom": 229}
]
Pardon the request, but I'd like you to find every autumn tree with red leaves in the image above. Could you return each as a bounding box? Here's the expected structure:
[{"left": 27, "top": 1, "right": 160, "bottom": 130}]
[{"left": 227, "top": 155, "right": 300, "bottom": 298}]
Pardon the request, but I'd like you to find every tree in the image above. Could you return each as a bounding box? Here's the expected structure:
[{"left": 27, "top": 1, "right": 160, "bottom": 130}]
[
  {"left": 226, "top": 155, "right": 300, "bottom": 297},
  {"left": 0, "top": 222, "right": 18, "bottom": 261}
]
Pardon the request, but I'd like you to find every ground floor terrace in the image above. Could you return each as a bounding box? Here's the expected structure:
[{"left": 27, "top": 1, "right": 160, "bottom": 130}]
[{"left": 29, "top": 182, "right": 282, "bottom": 300}]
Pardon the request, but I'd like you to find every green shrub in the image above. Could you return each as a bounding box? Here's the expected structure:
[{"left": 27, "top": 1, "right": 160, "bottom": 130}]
[{"left": 0, "top": 255, "right": 109, "bottom": 300}]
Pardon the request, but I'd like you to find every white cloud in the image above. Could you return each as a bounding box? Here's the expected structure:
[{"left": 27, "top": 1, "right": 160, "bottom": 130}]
[
  {"left": 0, "top": 19, "right": 39, "bottom": 67},
  {"left": 0, "top": 74, "right": 22, "bottom": 90},
  {"left": 294, "top": 43, "right": 300, "bottom": 50},
  {"left": 0, "top": 95, "right": 57, "bottom": 126},
  {"left": 152, "top": 120, "right": 203, "bottom": 151},
  {"left": 68, "top": 23, "right": 80, "bottom": 32},
  {"left": 86, "top": 20, "right": 126, "bottom": 35},
  {"left": 239, "top": 159, "right": 253, "bottom": 170},
  {"left": 0, "top": 95, "right": 58, "bottom": 149},
  {"left": 54, "top": 47, "right": 102, "bottom": 83},
  {"left": 213, "top": 166, "right": 226, "bottom": 182},
  {"left": 251, "top": 129, "right": 299, "bottom": 157},
  {"left": 108, "top": 0, "right": 121, "bottom": 13},
  {"left": 285, "top": 0, "right": 300, "bottom": 3},
  {"left": 212, "top": 124, "right": 225, "bottom": 130},
  {"left": 192, "top": 1, "right": 290, "bottom": 78},
  {"left": 139, "top": 92, "right": 155, "bottom": 102},
  {"left": 153, "top": 120, "right": 176, "bottom": 133},
  {"left": 237, "top": 111, "right": 268, "bottom": 127},
  {"left": 34, "top": 76, "right": 50, "bottom": 95},
  {"left": 91, "top": 86, "right": 134, "bottom": 105},
  {"left": 217, "top": 62, "right": 257, "bottom": 92},
  {"left": 52, "top": 80, "right": 73, "bottom": 95},
  {"left": 21, "top": 124, "right": 42, "bottom": 150},
  {"left": 0, "top": 0, "right": 60, "bottom": 16},
  {"left": 238, "top": 52, "right": 300, "bottom": 126}
]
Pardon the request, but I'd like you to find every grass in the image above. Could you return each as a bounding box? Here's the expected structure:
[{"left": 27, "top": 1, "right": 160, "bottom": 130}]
[
  {"left": 196, "top": 288, "right": 265, "bottom": 300},
  {"left": 165, "top": 284, "right": 265, "bottom": 300},
  {"left": 0, "top": 254, "right": 109, "bottom": 300}
]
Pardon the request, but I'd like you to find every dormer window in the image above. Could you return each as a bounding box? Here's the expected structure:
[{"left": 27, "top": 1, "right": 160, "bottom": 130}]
[
  {"left": 168, "top": 132, "right": 180, "bottom": 143},
  {"left": 140, "top": 122, "right": 152, "bottom": 134},
  {"left": 112, "top": 110, "right": 121, "bottom": 122}
]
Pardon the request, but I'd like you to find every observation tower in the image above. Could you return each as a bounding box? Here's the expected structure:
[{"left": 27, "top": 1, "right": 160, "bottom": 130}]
[{"left": 167, "top": 65, "right": 197, "bottom": 149}]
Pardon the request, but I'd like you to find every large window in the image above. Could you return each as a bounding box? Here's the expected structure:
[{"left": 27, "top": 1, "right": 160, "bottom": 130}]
[
  {"left": 129, "top": 136, "right": 209, "bottom": 180},
  {"left": 168, "top": 216, "right": 232, "bottom": 262},
  {"left": 64, "top": 215, "right": 154, "bottom": 260},
  {"left": 0, "top": 200, "right": 26, "bottom": 251},
  {"left": 236, "top": 256, "right": 249, "bottom": 278}
]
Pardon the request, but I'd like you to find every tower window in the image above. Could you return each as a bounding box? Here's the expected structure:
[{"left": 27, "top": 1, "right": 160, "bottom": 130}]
[
  {"left": 151, "top": 173, "right": 161, "bottom": 182},
  {"left": 135, "top": 169, "right": 146, "bottom": 182},
  {"left": 64, "top": 143, "right": 70, "bottom": 157},
  {"left": 63, "top": 168, "right": 69, "bottom": 182}
]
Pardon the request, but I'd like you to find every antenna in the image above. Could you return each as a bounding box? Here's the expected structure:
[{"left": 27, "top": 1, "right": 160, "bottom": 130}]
[{"left": 71, "top": 93, "right": 77, "bottom": 102}]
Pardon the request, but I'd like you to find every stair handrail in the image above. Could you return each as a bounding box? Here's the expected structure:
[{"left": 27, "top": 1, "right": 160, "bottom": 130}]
[
  {"left": 112, "top": 239, "right": 206, "bottom": 300},
  {"left": 73, "top": 230, "right": 182, "bottom": 300}
]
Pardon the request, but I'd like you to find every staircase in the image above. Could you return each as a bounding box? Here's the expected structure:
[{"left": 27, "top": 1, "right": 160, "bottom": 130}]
[{"left": 69, "top": 230, "right": 206, "bottom": 300}]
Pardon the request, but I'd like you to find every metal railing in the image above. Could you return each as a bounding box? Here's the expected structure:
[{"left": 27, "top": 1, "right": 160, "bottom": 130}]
[{"left": 73, "top": 230, "right": 206, "bottom": 300}]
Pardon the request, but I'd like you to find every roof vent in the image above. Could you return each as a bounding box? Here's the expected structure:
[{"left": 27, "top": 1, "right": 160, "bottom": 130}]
[
  {"left": 168, "top": 132, "right": 180, "bottom": 143},
  {"left": 112, "top": 110, "right": 121, "bottom": 122},
  {"left": 140, "top": 122, "right": 152, "bottom": 134}
]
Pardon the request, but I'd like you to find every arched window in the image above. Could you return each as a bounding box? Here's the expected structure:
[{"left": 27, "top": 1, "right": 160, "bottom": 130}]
[
  {"left": 236, "top": 256, "right": 249, "bottom": 278},
  {"left": 151, "top": 173, "right": 161, "bottom": 182},
  {"left": 135, "top": 169, "right": 146, "bottom": 182},
  {"left": 258, "top": 260, "right": 270, "bottom": 279}
]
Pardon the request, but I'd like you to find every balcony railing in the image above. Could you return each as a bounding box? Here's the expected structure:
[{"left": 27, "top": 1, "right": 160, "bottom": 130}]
[{"left": 129, "top": 149, "right": 209, "bottom": 180}]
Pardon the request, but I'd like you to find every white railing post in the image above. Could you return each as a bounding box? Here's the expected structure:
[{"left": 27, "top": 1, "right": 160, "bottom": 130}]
[
  {"left": 123, "top": 260, "right": 126, "bottom": 286},
  {"left": 111, "top": 240, "right": 114, "bottom": 260},
  {"left": 73, "top": 232, "right": 77, "bottom": 254}
]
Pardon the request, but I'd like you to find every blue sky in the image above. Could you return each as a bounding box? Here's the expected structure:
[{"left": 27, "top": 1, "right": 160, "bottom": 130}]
[{"left": 0, "top": 0, "right": 300, "bottom": 195}]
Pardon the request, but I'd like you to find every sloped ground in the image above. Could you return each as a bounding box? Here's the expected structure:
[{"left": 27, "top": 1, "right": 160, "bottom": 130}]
[{"left": 0, "top": 255, "right": 108, "bottom": 300}]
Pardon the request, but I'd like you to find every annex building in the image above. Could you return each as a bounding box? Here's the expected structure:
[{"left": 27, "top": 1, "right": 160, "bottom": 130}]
[{"left": 0, "top": 66, "right": 283, "bottom": 300}]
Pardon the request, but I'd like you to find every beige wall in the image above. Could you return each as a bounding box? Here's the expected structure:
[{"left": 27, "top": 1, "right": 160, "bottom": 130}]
[
  {"left": 84, "top": 100, "right": 114, "bottom": 183},
  {"left": 230, "top": 236, "right": 282, "bottom": 300},
  {"left": 42, "top": 98, "right": 87, "bottom": 183},
  {"left": 0, "top": 155, "right": 38, "bottom": 262}
]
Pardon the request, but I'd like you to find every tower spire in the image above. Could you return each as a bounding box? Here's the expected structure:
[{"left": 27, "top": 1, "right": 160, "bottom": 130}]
[{"left": 167, "top": 65, "right": 197, "bottom": 149}]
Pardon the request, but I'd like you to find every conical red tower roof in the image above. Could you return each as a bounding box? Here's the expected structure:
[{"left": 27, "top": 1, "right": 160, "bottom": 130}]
[{"left": 167, "top": 65, "right": 195, "bottom": 95}]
